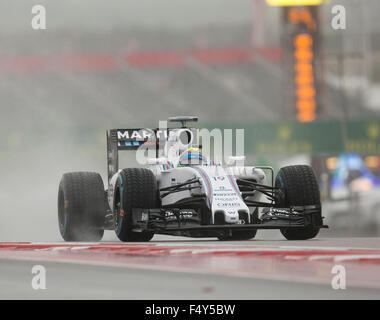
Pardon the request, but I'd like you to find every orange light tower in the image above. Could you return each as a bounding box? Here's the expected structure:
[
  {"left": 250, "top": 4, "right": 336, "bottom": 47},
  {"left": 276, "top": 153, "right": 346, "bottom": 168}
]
[{"left": 267, "top": 0, "right": 325, "bottom": 122}]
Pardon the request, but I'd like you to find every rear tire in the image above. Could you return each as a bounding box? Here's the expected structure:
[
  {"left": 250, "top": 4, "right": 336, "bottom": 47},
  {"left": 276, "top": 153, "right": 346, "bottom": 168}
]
[
  {"left": 114, "top": 168, "right": 157, "bottom": 242},
  {"left": 275, "top": 165, "right": 321, "bottom": 240},
  {"left": 58, "top": 172, "right": 105, "bottom": 241}
]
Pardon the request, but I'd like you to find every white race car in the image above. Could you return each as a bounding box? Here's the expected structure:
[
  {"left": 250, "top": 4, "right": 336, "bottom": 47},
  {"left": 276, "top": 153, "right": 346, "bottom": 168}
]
[{"left": 58, "top": 116, "right": 326, "bottom": 242}]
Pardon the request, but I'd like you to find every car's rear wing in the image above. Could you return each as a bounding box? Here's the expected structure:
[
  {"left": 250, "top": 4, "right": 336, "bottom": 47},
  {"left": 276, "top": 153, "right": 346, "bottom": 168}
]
[{"left": 106, "top": 127, "right": 198, "bottom": 184}]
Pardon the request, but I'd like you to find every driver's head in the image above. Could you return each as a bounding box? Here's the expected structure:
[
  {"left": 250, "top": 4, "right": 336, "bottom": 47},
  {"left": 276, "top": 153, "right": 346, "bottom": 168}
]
[{"left": 178, "top": 148, "right": 207, "bottom": 167}]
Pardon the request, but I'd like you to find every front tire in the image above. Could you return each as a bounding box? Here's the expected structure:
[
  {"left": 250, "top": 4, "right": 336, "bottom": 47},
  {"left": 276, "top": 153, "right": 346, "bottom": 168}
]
[
  {"left": 275, "top": 165, "right": 321, "bottom": 240},
  {"left": 114, "top": 168, "right": 157, "bottom": 242},
  {"left": 58, "top": 172, "right": 105, "bottom": 241}
]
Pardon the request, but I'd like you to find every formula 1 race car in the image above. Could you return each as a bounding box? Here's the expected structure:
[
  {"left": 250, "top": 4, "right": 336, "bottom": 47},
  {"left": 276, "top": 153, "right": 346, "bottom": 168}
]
[{"left": 58, "top": 116, "right": 327, "bottom": 242}]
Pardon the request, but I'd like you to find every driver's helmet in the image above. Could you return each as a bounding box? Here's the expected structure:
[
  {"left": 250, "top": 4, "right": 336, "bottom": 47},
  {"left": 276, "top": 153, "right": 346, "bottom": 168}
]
[{"left": 178, "top": 148, "right": 208, "bottom": 167}]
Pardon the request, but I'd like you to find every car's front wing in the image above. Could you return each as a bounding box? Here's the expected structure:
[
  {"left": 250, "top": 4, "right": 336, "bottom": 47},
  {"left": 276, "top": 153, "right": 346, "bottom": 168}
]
[{"left": 130, "top": 205, "right": 328, "bottom": 236}]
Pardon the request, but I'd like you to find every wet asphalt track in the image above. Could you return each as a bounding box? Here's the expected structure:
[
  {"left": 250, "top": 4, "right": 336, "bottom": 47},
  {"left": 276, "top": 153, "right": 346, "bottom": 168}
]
[
  {"left": 1, "top": 258, "right": 379, "bottom": 300},
  {"left": 1, "top": 235, "right": 380, "bottom": 300}
]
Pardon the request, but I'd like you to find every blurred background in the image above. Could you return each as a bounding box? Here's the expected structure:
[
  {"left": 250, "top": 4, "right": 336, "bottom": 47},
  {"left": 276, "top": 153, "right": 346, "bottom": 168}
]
[{"left": 1, "top": 0, "right": 380, "bottom": 240}]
